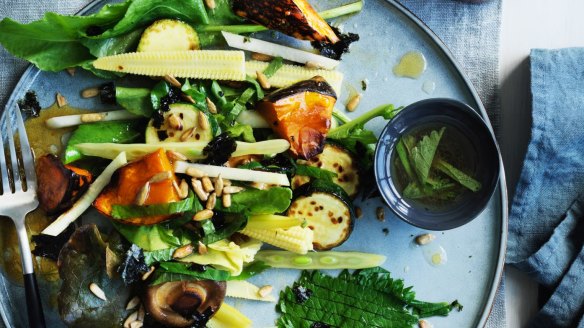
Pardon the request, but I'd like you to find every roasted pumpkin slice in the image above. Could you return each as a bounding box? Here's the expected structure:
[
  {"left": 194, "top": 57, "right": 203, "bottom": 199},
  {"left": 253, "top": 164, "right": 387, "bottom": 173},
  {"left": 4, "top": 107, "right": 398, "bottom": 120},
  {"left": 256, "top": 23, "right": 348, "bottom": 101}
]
[
  {"left": 257, "top": 76, "right": 336, "bottom": 159},
  {"left": 94, "top": 149, "right": 180, "bottom": 225},
  {"left": 232, "top": 0, "right": 339, "bottom": 44},
  {"left": 36, "top": 154, "right": 93, "bottom": 215}
]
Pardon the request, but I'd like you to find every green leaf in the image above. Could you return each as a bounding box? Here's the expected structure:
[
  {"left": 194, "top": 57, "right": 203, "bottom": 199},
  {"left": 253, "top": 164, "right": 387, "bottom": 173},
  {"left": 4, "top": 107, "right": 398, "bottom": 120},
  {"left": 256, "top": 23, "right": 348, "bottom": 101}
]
[
  {"left": 80, "top": 28, "right": 144, "bottom": 58},
  {"left": 215, "top": 187, "right": 293, "bottom": 215},
  {"left": 158, "top": 262, "right": 231, "bottom": 280},
  {"left": 328, "top": 104, "right": 399, "bottom": 140},
  {"left": 115, "top": 87, "right": 154, "bottom": 117},
  {"left": 263, "top": 57, "right": 284, "bottom": 78},
  {"left": 410, "top": 127, "right": 445, "bottom": 184},
  {"left": 435, "top": 159, "right": 482, "bottom": 192},
  {"left": 225, "top": 124, "right": 255, "bottom": 142},
  {"left": 150, "top": 80, "right": 170, "bottom": 110},
  {"left": 205, "top": 0, "right": 245, "bottom": 25},
  {"left": 295, "top": 165, "right": 337, "bottom": 182},
  {"left": 144, "top": 247, "right": 176, "bottom": 266},
  {"left": 202, "top": 214, "right": 248, "bottom": 245},
  {"left": 111, "top": 191, "right": 195, "bottom": 219},
  {"left": 150, "top": 261, "right": 270, "bottom": 285},
  {"left": 181, "top": 79, "right": 207, "bottom": 109},
  {"left": 65, "top": 120, "right": 143, "bottom": 164}
]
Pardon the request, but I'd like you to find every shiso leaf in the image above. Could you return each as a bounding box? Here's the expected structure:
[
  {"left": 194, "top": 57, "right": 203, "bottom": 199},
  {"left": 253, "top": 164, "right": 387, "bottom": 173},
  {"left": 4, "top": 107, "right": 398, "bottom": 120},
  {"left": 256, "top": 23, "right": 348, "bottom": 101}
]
[{"left": 410, "top": 127, "right": 445, "bottom": 184}]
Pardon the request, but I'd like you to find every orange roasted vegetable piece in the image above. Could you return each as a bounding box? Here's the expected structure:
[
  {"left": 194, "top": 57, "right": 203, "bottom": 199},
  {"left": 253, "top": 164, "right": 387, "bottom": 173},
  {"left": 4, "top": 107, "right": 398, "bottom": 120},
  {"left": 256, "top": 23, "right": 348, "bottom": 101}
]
[
  {"left": 94, "top": 149, "right": 180, "bottom": 225},
  {"left": 257, "top": 76, "right": 336, "bottom": 159}
]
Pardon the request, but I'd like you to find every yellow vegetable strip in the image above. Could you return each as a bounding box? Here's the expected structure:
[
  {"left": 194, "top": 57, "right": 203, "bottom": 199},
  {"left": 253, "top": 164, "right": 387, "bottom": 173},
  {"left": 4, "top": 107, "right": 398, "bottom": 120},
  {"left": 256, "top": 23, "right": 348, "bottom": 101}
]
[
  {"left": 226, "top": 280, "right": 276, "bottom": 302},
  {"left": 206, "top": 303, "right": 252, "bottom": 328}
]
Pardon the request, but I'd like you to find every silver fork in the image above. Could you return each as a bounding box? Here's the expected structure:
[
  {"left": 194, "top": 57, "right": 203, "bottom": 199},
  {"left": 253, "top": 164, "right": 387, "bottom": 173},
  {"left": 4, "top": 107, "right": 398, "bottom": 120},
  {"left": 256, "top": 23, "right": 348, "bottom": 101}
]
[{"left": 0, "top": 104, "right": 46, "bottom": 328}]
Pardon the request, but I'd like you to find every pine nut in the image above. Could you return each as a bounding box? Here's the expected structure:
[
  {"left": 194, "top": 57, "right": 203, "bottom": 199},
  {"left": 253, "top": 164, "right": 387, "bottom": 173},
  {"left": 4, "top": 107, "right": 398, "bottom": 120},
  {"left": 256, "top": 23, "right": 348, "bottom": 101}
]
[
  {"left": 251, "top": 52, "right": 273, "bottom": 62},
  {"left": 174, "top": 179, "right": 189, "bottom": 199},
  {"left": 148, "top": 171, "right": 172, "bottom": 184},
  {"left": 305, "top": 61, "right": 323, "bottom": 69},
  {"left": 376, "top": 207, "right": 385, "bottom": 222},
  {"left": 182, "top": 94, "right": 196, "bottom": 104},
  {"left": 66, "top": 67, "right": 76, "bottom": 76},
  {"left": 180, "top": 127, "right": 194, "bottom": 141},
  {"left": 223, "top": 186, "right": 244, "bottom": 194},
  {"left": 415, "top": 233, "right": 436, "bottom": 246},
  {"left": 81, "top": 87, "right": 99, "bottom": 98},
  {"left": 193, "top": 209, "right": 214, "bottom": 221},
  {"left": 256, "top": 71, "right": 271, "bottom": 89},
  {"left": 166, "top": 150, "right": 188, "bottom": 161},
  {"left": 173, "top": 244, "right": 194, "bottom": 259},
  {"left": 198, "top": 111, "right": 209, "bottom": 130},
  {"left": 137, "top": 304, "right": 145, "bottom": 321},
  {"left": 346, "top": 93, "right": 362, "bottom": 112},
  {"left": 130, "top": 321, "right": 143, "bottom": 328},
  {"left": 197, "top": 241, "right": 208, "bottom": 255},
  {"left": 141, "top": 266, "right": 155, "bottom": 281},
  {"left": 163, "top": 74, "right": 181, "bottom": 88},
  {"left": 191, "top": 178, "right": 209, "bottom": 201},
  {"left": 355, "top": 206, "right": 363, "bottom": 218},
  {"left": 126, "top": 296, "right": 140, "bottom": 310},
  {"left": 135, "top": 182, "right": 150, "bottom": 205},
  {"left": 123, "top": 311, "right": 138, "bottom": 328},
  {"left": 89, "top": 283, "right": 107, "bottom": 301},
  {"left": 56, "top": 93, "right": 67, "bottom": 108},
  {"left": 80, "top": 113, "right": 106, "bottom": 123},
  {"left": 167, "top": 114, "right": 183, "bottom": 130},
  {"left": 204, "top": 0, "right": 216, "bottom": 9},
  {"left": 201, "top": 176, "right": 214, "bottom": 192},
  {"left": 258, "top": 285, "right": 273, "bottom": 298},
  {"left": 418, "top": 320, "right": 432, "bottom": 328},
  {"left": 206, "top": 192, "right": 217, "bottom": 210},
  {"left": 186, "top": 167, "right": 206, "bottom": 178},
  {"left": 214, "top": 174, "right": 224, "bottom": 196},
  {"left": 222, "top": 193, "right": 231, "bottom": 208},
  {"left": 206, "top": 97, "right": 217, "bottom": 114}
]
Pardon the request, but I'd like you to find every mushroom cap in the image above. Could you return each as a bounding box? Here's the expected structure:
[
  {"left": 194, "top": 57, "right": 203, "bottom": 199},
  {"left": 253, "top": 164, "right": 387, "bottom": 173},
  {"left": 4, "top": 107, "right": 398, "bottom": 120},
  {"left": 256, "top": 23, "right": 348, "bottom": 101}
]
[{"left": 144, "top": 280, "right": 226, "bottom": 327}]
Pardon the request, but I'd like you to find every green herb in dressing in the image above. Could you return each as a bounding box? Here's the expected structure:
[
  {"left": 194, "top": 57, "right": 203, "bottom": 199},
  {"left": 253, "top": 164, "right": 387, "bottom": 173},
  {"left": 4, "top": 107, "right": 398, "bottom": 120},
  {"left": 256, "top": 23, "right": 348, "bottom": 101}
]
[{"left": 393, "top": 51, "right": 427, "bottom": 79}]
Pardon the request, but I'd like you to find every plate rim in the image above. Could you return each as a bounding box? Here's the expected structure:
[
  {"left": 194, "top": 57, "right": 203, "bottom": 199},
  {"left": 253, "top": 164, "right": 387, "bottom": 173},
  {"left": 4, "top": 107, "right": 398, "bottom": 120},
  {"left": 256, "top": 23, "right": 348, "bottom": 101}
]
[{"left": 0, "top": 1, "right": 508, "bottom": 327}]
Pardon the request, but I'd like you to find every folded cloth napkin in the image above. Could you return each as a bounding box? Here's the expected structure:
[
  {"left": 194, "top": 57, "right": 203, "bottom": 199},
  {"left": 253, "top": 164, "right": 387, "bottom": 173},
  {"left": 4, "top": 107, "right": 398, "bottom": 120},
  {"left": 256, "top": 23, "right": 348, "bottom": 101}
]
[{"left": 508, "top": 48, "right": 584, "bottom": 327}]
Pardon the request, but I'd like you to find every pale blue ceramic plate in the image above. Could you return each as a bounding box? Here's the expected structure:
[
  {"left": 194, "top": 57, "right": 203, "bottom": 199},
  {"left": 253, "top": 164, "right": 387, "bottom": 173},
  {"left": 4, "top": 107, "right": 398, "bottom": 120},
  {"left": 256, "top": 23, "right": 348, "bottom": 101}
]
[{"left": 0, "top": 0, "right": 507, "bottom": 327}]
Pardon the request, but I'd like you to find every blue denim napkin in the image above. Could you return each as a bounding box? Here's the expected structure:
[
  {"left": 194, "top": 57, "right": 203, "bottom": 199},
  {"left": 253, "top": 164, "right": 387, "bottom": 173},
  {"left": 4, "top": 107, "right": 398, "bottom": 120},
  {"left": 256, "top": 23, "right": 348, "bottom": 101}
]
[{"left": 508, "top": 48, "right": 584, "bottom": 327}]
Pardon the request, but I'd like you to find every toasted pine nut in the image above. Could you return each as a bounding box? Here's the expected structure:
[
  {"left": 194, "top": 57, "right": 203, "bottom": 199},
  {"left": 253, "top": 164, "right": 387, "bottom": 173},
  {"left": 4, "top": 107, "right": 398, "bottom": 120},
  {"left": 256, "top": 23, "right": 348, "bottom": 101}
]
[
  {"left": 186, "top": 167, "right": 206, "bottom": 178},
  {"left": 204, "top": 0, "right": 216, "bottom": 9},
  {"left": 198, "top": 111, "right": 209, "bottom": 130},
  {"left": 181, "top": 94, "right": 196, "bottom": 104},
  {"left": 81, "top": 87, "right": 99, "bottom": 98},
  {"left": 163, "top": 74, "right": 181, "bottom": 88},
  {"left": 137, "top": 304, "right": 145, "bottom": 322},
  {"left": 258, "top": 285, "right": 273, "bottom": 298},
  {"left": 167, "top": 114, "right": 183, "bottom": 130},
  {"left": 89, "top": 283, "right": 107, "bottom": 301},
  {"left": 173, "top": 244, "right": 194, "bottom": 259},
  {"left": 192, "top": 178, "right": 209, "bottom": 201},
  {"left": 305, "top": 61, "right": 323, "bottom": 69},
  {"left": 223, "top": 186, "right": 244, "bottom": 194},
  {"left": 141, "top": 266, "right": 155, "bottom": 281},
  {"left": 56, "top": 93, "right": 67, "bottom": 108},
  {"left": 418, "top": 320, "right": 432, "bottom": 328},
  {"left": 256, "top": 71, "right": 271, "bottom": 89},
  {"left": 346, "top": 93, "right": 362, "bottom": 112},
  {"left": 206, "top": 192, "right": 217, "bottom": 210},
  {"left": 198, "top": 241, "right": 208, "bottom": 255},
  {"left": 251, "top": 52, "right": 273, "bottom": 62},
  {"left": 66, "top": 67, "right": 76, "bottom": 76},
  {"left": 80, "top": 113, "right": 106, "bottom": 123},
  {"left": 193, "top": 209, "right": 214, "bottom": 221},
  {"left": 415, "top": 233, "right": 436, "bottom": 246},
  {"left": 126, "top": 296, "right": 140, "bottom": 310},
  {"left": 180, "top": 127, "right": 194, "bottom": 141},
  {"left": 214, "top": 174, "right": 224, "bottom": 197},
  {"left": 167, "top": 150, "right": 188, "bottom": 161},
  {"left": 135, "top": 182, "right": 150, "bottom": 205},
  {"left": 224, "top": 179, "right": 232, "bottom": 186},
  {"left": 222, "top": 193, "right": 232, "bottom": 208},
  {"left": 123, "top": 311, "right": 138, "bottom": 328},
  {"left": 176, "top": 179, "right": 189, "bottom": 199},
  {"left": 130, "top": 321, "right": 143, "bottom": 328},
  {"left": 206, "top": 97, "right": 217, "bottom": 114},
  {"left": 355, "top": 206, "right": 363, "bottom": 218},
  {"left": 149, "top": 171, "right": 172, "bottom": 184},
  {"left": 201, "top": 176, "right": 214, "bottom": 192},
  {"left": 376, "top": 206, "right": 385, "bottom": 222}
]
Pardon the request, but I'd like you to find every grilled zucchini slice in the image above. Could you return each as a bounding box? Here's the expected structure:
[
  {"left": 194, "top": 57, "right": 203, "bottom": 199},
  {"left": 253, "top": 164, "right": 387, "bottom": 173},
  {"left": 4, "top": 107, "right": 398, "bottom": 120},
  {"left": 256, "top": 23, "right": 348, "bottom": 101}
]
[
  {"left": 292, "top": 143, "right": 360, "bottom": 198},
  {"left": 137, "top": 19, "right": 200, "bottom": 52},
  {"left": 145, "top": 103, "right": 214, "bottom": 143},
  {"left": 287, "top": 180, "right": 354, "bottom": 250}
]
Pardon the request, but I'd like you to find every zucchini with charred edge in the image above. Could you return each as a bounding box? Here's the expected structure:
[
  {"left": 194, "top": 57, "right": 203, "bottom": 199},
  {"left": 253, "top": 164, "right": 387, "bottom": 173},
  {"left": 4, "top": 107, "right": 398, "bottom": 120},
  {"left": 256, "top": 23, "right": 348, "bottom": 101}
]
[
  {"left": 35, "top": 154, "right": 92, "bottom": 215},
  {"left": 287, "top": 180, "right": 354, "bottom": 250},
  {"left": 145, "top": 103, "right": 214, "bottom": 143},
  {"left": 232, "top": 0, "right": 339, "bottom": 44},
  {"left": 137, "top": 19, "right": 200, "bottom": 52},
  {"left": 292, "top": 143, "right": 361, "bottom": 198},
  {"left": 257, "top": 76, "right": 336, "bottom": 160}
]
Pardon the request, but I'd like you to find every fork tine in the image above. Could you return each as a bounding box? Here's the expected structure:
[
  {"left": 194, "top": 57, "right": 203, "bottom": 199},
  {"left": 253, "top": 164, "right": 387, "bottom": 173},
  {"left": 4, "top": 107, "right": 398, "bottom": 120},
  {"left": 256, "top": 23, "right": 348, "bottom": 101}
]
[
  {"left": 14, "top": 105, "right": 36, "bottom": 189},
  {"left": 0, "top": 116, "right": 9, "bottom": 194},
  {"left": 5, "top": 108, "right": 22, "bottom": 191}
]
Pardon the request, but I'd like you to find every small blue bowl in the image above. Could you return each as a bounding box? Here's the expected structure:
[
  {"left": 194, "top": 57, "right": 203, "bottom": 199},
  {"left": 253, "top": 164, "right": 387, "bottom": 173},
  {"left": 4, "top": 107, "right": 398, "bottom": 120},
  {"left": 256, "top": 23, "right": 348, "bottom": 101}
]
[{"left": 374, "top": 98, "right": 501, "bottom": 230}]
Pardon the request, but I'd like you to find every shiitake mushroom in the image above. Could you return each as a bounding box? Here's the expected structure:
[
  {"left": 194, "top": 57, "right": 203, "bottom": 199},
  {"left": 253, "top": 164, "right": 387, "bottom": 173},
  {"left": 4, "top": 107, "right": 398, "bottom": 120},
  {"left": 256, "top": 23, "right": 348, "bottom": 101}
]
[{"left": 144, "top": 280, "right": 226, "bottom": 327}]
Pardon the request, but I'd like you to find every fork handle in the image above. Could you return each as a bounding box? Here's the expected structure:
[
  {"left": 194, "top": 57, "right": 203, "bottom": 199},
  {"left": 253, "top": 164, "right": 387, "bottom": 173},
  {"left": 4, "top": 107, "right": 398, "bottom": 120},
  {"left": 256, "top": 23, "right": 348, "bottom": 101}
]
[{"left": 23, "top": 273, "right": 46, "bottom": 328}]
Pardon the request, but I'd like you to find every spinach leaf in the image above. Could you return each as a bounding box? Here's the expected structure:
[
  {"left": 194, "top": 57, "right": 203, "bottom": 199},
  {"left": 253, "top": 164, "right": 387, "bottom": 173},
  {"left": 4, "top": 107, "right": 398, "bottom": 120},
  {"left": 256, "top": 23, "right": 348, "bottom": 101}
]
[
  {"left": 150, "top": 261, "right": 270, "bottom": 285},
  {"left": 150, "top": 80, "right": 171, "bottom": 110},
  {"left": 202, "top": 214, "right": 248, "bottom": 245},
  {"left": 181, "top": 79, "right": 208, "bottom": 110},
  {"left": 115, "top": 87, "right": 154, "bottom": 117},
  {"left": 435, "top": 159, "right": 481, "bottom": 192},
  {"left": 112, "top": 215, "right": 197, "bottom": 251},
  {"left": 111, "top": 191, "right": 195, "bottom": 219},
  {"left": 159, "top": 262, "right": 231, "bottom": 280},
  {"left": 215, "top": 187, "right": 293, "bottom": 215},
  {"left": 205, "top": 0, "right": 245, "bottom": 25},
  {"left": 225, "top": 124, "right": 255, "bottom": 142},
  {"left": 144, "top": 247, "right": 176, "bottom": 266},
  {"left": 65, "top": 120, "right": 143, "bottom": 164},
  {"left": 80, "top": 28, "right": 144, "bottom": 58},
  {"left": 295, "top": 165, "right": 338, "bottom": 182},
  {"left": 410, "top": 127, "right": 445, "bottom": 184}
]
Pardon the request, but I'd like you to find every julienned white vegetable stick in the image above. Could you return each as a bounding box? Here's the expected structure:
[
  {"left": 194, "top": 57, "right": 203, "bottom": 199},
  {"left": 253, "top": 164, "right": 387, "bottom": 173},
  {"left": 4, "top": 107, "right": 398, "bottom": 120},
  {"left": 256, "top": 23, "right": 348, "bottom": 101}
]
[
  {"left": 45, "top": 110, "right": 140, "bottom": 129},
  {"left": 42, "top": 152, "right": 128, "bottom": 236},
  {"left": 245, "top": 60, "right": 343, "bottom": 96},
  {"left": 175, "top": 161, "right": 290, "bottom": 186},
  {"left": 75, "top": 139, "right": 290, "bottom": 161},
  {"left": 236, "top": 110, "right": 270, "bottom": 128},
  {"left": 222, "top": 31, "right": 339, "bottom": 70},
  {"left": 206, "top": 303, "right": 252, "bottom": 328},
  {"left": 93, "top": 50, "right": 247, "bottom": 81},
  {"left": 226, "top": 281, "right": 276, "bottom": 302}
]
